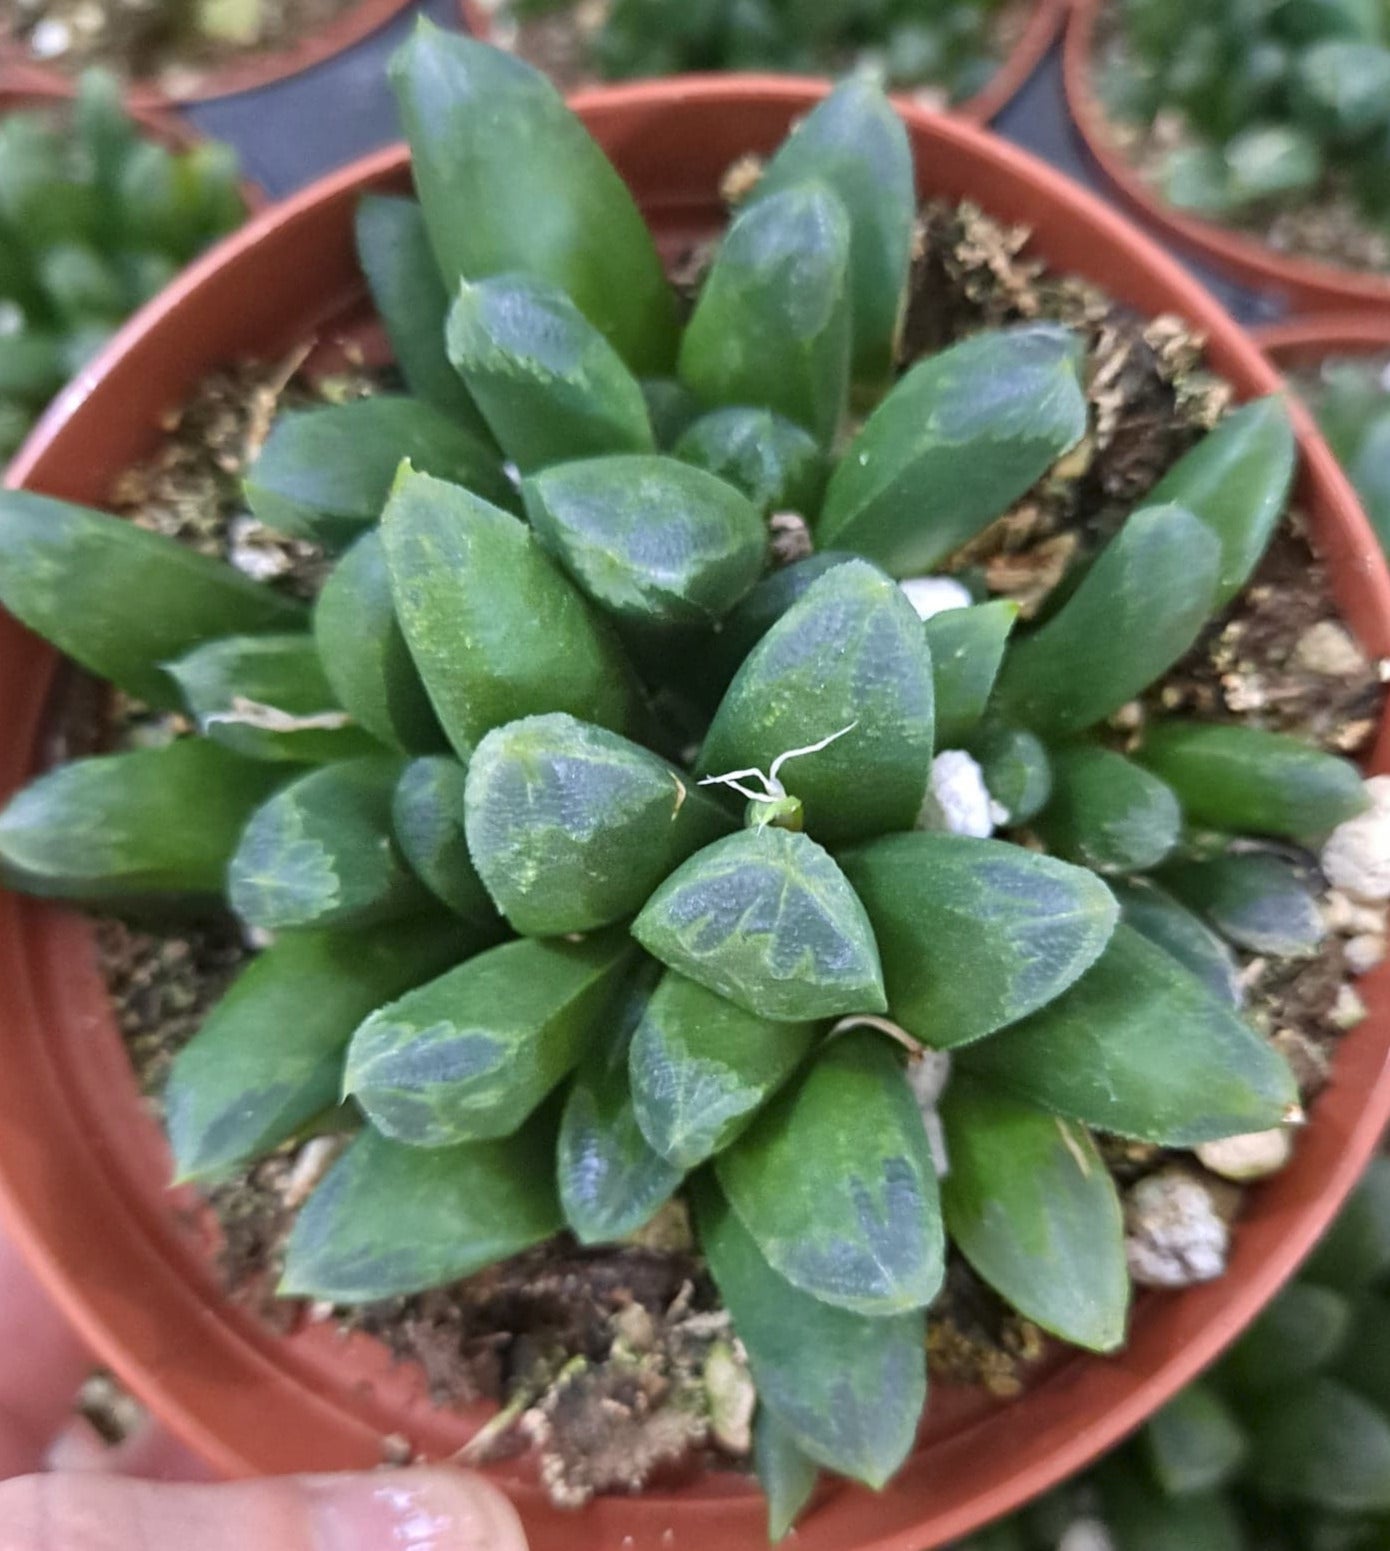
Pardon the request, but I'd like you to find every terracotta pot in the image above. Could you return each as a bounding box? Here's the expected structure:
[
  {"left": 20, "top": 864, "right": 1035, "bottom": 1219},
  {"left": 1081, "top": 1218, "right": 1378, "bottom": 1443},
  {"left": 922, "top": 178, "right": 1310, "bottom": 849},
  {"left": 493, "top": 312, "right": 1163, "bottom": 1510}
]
[
  {"left": 457, "top": 0, "right": 1068, "bottom": 122},
  {"left": 1256, "top": 313, "right": 1390, "bottom": 368},
  {"left": 3, "top": 77, "right": 1389, "bottom": 1551},
  {"left": 0, "top": 0, "right": 415, "bottom": 109},
  {"left": 1063, "top": 0, "right": 1390, "bottom": 314}
]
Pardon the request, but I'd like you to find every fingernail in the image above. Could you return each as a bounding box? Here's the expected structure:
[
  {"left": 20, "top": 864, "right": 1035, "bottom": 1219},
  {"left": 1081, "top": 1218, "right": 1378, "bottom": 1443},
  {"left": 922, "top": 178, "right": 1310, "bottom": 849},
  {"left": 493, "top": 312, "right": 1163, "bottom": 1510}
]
[{"left": 306, "top": 1467, "right": 527, "bottom": 1551}]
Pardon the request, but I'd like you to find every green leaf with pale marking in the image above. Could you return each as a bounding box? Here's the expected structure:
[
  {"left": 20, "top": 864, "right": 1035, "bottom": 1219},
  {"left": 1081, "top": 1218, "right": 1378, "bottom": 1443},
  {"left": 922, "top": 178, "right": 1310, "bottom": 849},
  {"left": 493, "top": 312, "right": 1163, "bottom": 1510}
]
[
  {"left": 313, "top": 530, "right": 447, "bottom": 755},
  {"left": 168, "top": 633, "right": 380, "bottom": 764},
  {"left": 748, "top": 75, "right": 914, "bottom": 392},
  {"left": 628, "top": 970, "right": 820, "bottom": 1169},
  {"left": 1034, "top": 743, "right": 1183, "bottom": 875},
  {"left": 522, "top": 454, "right": 767, "bottom": 628},
  {"left": 0, "top": 740, "right": 283, "bottom": 906},
  {"left": 1146, "top": 397, "right": 1295, "bottom": 606},
  {"left": 992, "top": 504, "right": 1222, "bottom": 736},
  {"left": 381, "top": 467, "right": 638, "bottom": 758},
  {"left": 166, "top": 916, "right": 472, "bottom": 1181},
  {"left": 679, "top": 182, "right": 851, "bottom": 445},
  {"left": 673, "top": 408, "right": 826, "bottom": 516},
  {"left": 698, "top": 559, "right": 935, "bottom": 845},
  {"left": 354, "top": 194, "right": 495, "bottom": 437},
  {"left": 692, "top": 1173, "right": 926, "bottom": 1489},
  {"left": 0, "top": 489, "right": 304, "bottom": 707},
  {"left": 960, "top": 924, "right": 1297, "bottom": 1144},
  {"left": 1157, "top": 851, "right": 1326, "bottom": 956},
  {"left": 344, "top": 932, "right": 633, "bottom": 1144},
  {"left": 923, "top": 600, "right": 1019, "bottom": 747},
  {"left": 1111, "top": 878, "right": 1243, "bottom": 1007},
  {"left": 464, "top": 713, "right": 731, "bottom": 935},
  {"left": 968, "top": 722, "right": 1053, "bottom": 822},
  {"left": 755, "top": 1408, "right": 820, "bottom": 1543},
  {"left": 389, "top": 21, "right": 677, "bottom": 374},
  {"left": 446, "top": 273, "right": 653, "bottom": 472},
  {"left": 716, "top": 1031, "right": 942, "bottom": 1315},
  {"left": 1137, "top": 721, "right": 1367, "bottom": 841},
  {"left": 391, "top": 756, "right": 502, "bottom": 929},
  {"left": 816, "top": 325, "right": 1087, "bottom": 575},
  {"left": 632, "top": 826, "right": 886, "bottom": 1022},
  {"left": 1144, "top": 1383, "right": 1249, "bottom": 1497},
  {"left": 940, "top": 1074, "right": 1128, "bottom": 1351},
  {"left": 1247, "top": 1378, "right": 1390, "bottom": 1513},
  {"left": 280, "top": 1110, "right": 563, "bottom": 1301},
  {"left": 839, "top": 832, "right": 1118, "bottom": 1049},
  {"left": 244, "top": 395, "right": 512, "bottom": 547},
  {"left": 228, "top": 755, "right": 430, "bottom": 932}
]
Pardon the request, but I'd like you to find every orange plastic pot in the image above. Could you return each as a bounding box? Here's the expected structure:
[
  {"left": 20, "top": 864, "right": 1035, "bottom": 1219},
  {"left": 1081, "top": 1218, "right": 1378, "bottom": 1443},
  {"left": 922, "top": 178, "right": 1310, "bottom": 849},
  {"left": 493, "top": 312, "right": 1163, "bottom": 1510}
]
[
  {"left": 2, "top": 78, "right": 1389, "bottom": 1551},
  {"left": 1257, "top": 312, "right": 1390, "bottom": 369},
  {"left": 0, "top": 0, "right": 415, "bottom": 109},
  {"left": 457, "top": 0, "right": 1068, "bottom": 122},
  {"left": 1064, "top": 0, "right": 1390, "bottom": 314}
]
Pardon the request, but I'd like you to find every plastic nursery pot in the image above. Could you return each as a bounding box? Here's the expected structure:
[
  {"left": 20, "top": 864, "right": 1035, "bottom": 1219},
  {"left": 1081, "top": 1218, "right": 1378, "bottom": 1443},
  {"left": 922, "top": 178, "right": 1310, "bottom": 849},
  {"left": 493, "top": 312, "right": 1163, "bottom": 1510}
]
[
  {"left": 0, "top": 0, "right": 416, "bottom": 110},
  {"left": 3, "top": 78, "right": 1390, "bottom": 1551},
  {"left": 1256, "top": 311, "right": 1390, "bottom": 369},
  {"left": 457, "top": 0, "right": 1069, "bottom": 123},
  {"left": 1064, "top": 0, "right": 1390, "bottom": 314}
]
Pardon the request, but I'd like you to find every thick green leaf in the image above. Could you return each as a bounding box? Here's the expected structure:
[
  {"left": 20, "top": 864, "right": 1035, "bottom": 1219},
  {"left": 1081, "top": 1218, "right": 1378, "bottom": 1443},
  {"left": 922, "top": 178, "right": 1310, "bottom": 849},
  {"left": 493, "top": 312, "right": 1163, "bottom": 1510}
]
[
  {"left": 1221, "top": 1281, "right": 1352, "bottom": 1393},
  {"left": 354, "top": 194, "right": 494, "bottom": 435},
  {"left": 632, "top": 826, "right": 886, "bottom": 1022},
  {"left": 816, "top": 325, "right": 1088, "bottom": 575},
  {"left": 381, "top": 468, "right": 638, "bottom": 757},
  {"left": 747, "top": 75, "right": 914, "bottom": 392},
  {"left": 522, "top": 454, "right": 766, "bottom": 628},
  {"left": 1034, "top": 743, "right": 1182, "bottom": 874},
  {"left": 391, "top": 756, "right": 501, "bottom": 928},
  {"left": 923, "top": 600, "right": 1019, "bottom": 747},
  {"left": 279, "top": 1112, "right": 563, "bottom": 1302},
  {"left": 1158, "top": 851, "right": 1326, "bottom": 957},
  {"left": 344, "top": 932, "right": 633, "bottom": 1144},
  {"left": 1144, "top": 1383, "right": 1249, "bottom": 1496},
  {"left": 1137, "top": 722, "right": 1367, "bottom": 842},
  {"left": 693, "top": 1173, "right": 926, "bottom": 1489},
  {"left": 556, "top": 961, "right": 682, "bottom": 1244},
  {"left": 628, "top": 970, "right": 819, "bottom": 1169},
  {"left": 698, "top": 559, "right": 935, "bottom": 845},
  {"left": 1097, "top": 1459, "right": 1247, "bottom": 1551},
  {"left": 939, "top": 1074, "right": 1128, "bottom": 1351},
  {"left": 446, "top": 272, "right": 653, "bottom": 472},
  {"left": 313, "top": 529, "right": 447, "bottom": 755},
  {"left": 0, "top": 489, "right": 304, "bottom": 707},
  {"left": 839, "top": 832, "right": 1118, "bottom": 1049},
  {"left": 464, "top": 713, "right": 730, "bottom": 935},
  {"left": 991, "top": 504, "right": 1222, "bottom": 737},
  {"left": 1248, "top": 1379, "right": 1390, "bottom": 1513},
  {"left": 968, "top": 721, "right": 1053, "bottom": 822},
  {"left": 244, "top": 395, "right": 511, "bottom": 547},
  {"left": 0, "top": 740, "right": 283, "bottom": 906},
  {"left": 389, "top": 22, "right": 676, "bottom": 374},
  {"left": 166, "top": 917, "right": 471, "bottom": 1181},
  {"left": 168, "top": 633, "right": 380, "bottom": 764},
  {"left": 1146, "top": 397, "right": 1295, "bottom": 607},
  {"left": 678, "top": 182, "right": 851, "bottom": 446},
  {"left": 673, "top": 407, "right": 826, "bottom": 517},
  {"left": 1293, "top": 40, "right": 1390, "bottom": 140},
  {"left": 641, "top": 377, "right": 703, "bottom": 448},
  {"left": 1304, "top": 1158, "right": 1390, "bottom": 1295},
  {"left": 1112, "top": 878, "right": 1243, "bottom": 1007},
  {"left": 228, "top": 755, "right": 430, "bottom": 932},
  {"left": 960, "top": 924, "right": 1297, "bottom": 1144},
  {"left": 755, "top": 1408, "right": 820, "bottom": 1543},
  {"left": 716, "top": 1031, "right": 942, "bottom": 1315},
  {"left": 1334, "top": 1297, "right": 1390, "bottom": 1415}
]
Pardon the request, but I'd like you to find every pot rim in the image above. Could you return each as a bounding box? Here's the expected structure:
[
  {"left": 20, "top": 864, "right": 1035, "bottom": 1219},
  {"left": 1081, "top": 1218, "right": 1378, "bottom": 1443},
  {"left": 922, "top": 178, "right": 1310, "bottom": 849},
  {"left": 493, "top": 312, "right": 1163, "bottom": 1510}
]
[
  {"left": 1256, "top": 311, "right": 1390, "bottom": 360},
  {"left": 4, "top": 75, "right": 1390, "bottom": 1551},
  {"left": 1063, "top": 0, "right": 1390, "bottom": 314},
  {"left": 0, "top": 0, "right": 416, "bottom": 108}
]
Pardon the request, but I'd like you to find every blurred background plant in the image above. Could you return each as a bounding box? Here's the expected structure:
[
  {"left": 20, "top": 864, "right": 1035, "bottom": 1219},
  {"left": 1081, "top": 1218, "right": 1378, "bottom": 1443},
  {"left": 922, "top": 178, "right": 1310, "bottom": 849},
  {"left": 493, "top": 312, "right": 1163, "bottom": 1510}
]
[{"left": 1299, "top": 355, "right": 1390, "bottom": 557}]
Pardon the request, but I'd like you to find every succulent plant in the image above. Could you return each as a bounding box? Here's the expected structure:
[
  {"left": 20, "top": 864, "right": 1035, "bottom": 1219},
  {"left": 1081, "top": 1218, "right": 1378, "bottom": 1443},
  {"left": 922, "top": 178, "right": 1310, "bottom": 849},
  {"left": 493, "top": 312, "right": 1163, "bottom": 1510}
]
[
  {"left": 507, "top": 0, "right": 1014, "bottom": 103},
  {"left": 1104, "top": 0, "right": 1390, "bottom": 232},
  {"left": 1299, "top": 354, "right": 1390, "bottom": 556},
  {"left": 0, "top": 24, "right": 1366, "bottom": 1534},
  {"left": 954, "top": 1156, "right": 1390, "bottom": 1551},
  {"left": 0, "top": 68, "right": 246, "bottom": 461}
]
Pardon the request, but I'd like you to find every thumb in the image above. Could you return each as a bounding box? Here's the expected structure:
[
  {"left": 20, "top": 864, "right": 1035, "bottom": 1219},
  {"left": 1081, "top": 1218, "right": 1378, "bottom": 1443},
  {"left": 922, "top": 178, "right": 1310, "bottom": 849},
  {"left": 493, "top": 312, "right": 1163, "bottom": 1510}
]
[{"left": 0, "top": 1466, "right": 530, "bottom": 1551}]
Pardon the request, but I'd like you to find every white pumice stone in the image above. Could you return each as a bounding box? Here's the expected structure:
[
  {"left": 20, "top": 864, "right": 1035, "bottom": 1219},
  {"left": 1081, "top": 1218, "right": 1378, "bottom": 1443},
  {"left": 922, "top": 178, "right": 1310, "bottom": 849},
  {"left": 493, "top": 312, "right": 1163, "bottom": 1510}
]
[
  {"left": 898, "top": 575, "right": 973, "bottom": 622},
  {"left": 1195, "top": 1127, "right": 1293, "bottom": 1182},
  {"left": 1322, "top": 776, "right": 1390, "bottom": 901},
  {"left": 920, "top": 749, "right": 1000, "bottom": 838},
  {"left": 1124, "top": 1167, "right": 1229, "bottom": 1288}
]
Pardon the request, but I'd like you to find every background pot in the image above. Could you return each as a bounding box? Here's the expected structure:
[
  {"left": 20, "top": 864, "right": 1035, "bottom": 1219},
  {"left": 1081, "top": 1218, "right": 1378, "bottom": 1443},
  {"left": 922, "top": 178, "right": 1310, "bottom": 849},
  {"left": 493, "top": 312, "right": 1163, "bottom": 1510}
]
[
  {"left": 1064, "top": 0, "right": 1390, "bottom": 314},
  {"left": 2, "top": 78, "right": 1389, "bottom": 1551},
  {"left": 457, "top": 0, "right": 1068, "bottom": 122},
  {"left": 0, "top": 0, "right": 416, "bottom": 109},
  {"left": 1257, "top": 312, "right": 1390, "bottom": 367}
]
